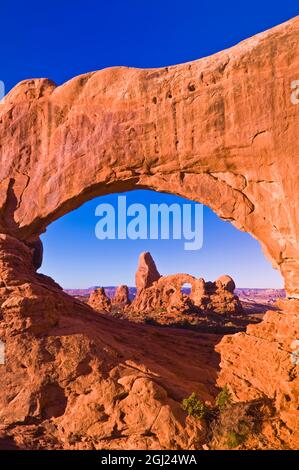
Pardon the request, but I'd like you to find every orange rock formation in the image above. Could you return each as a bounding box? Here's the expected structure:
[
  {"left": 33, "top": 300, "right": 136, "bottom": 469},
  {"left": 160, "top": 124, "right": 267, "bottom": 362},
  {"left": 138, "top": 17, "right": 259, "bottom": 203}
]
[
  {"left": 112, "top": 285, "right": 131, "bottom": 307},
  {"left": 88, "top": 287, "right": 111, "bottom": 312},
  {"left": 129, "top": 252, "right": 242, "bottom": 315},
  {"left": 135, "top": 252, "right": 161, "bottom": 293},
  {"left": 0, "top": 17, "right": 298, "bottom": 448}
]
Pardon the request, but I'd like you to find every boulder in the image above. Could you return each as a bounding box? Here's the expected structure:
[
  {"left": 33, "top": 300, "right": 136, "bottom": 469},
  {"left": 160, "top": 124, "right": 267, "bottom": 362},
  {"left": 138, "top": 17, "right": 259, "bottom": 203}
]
[
  {"left": 88, "top": 288, "right": 111, "bottom": 312},
  {"left": 215, "top": 275, "right": 236, "bottom": 293}
]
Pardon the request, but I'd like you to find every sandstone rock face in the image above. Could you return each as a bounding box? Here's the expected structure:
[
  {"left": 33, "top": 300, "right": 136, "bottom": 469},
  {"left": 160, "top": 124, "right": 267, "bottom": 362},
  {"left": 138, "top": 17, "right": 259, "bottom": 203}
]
[
  {"left": 112, "top": 285, "right": 130, "bottom": 307},
  {"left": 216, "top": 306, "right": 299, "bottom": 448},
  {"left": 135, "top": 252, "right": 161, "bottom": 293},
  {"left": 88, "top": 287, "right": 111, "bottom": 312},
  {"left": 0, "top": 301, "right": 218, "bottom": 450},
  {"left": 130, "top": 276, "right": 242, "bottom": 315},
  {"left": 216, "top": 275, "right": 235, "bottom": 293},
  {"left": 0, "top": 234, "right": 73, "bottom": 337},
  {"left": 0, "top": 238, "right": 217, "bottom": 449},
  {"left": 0, "top": 17, "right": 298, "bottom": 298},
  {"left": 0, "top": 17, "right": 298, "bottom": 449}
]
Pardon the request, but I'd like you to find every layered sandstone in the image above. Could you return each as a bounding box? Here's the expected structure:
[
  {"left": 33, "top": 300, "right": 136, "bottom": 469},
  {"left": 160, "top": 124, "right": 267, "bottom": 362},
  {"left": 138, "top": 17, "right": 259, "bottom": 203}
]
[
  {"left": 130, "top": 254, "right": 242, "bottom": 316},
  {"left": 112, "top": 285, "right": 131, "bottom": 307},
  {"left": 0, "top": 235, "right": 218, "bottom": 449},
  {"left": 88, "top": 287, "right": 111, "bottom": 312},
  {"left": 0, "top": 17, "right": 298, "bottom": 449},
  {"left": 216, "top": 305, "right": 299, "bottom": 448},
  {"left": 0, "top": 18, "right": 298, "bottom": 298},
  {"left": 135, "top": 252, "right": 161, "bottom": 293}
]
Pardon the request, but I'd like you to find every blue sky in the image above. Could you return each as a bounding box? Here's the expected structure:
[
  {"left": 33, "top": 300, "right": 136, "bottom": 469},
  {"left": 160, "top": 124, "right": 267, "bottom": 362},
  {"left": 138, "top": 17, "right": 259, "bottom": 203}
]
[
  {"left": 2, "top": 0, "right": 294, "bottom": 288},
  {"left": 40, "top": 191, "right": 283, "bottom": 289}
]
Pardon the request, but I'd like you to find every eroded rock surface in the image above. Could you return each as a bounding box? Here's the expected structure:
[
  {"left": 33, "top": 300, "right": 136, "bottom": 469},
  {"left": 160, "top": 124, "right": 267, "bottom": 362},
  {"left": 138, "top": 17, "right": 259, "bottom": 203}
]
[
  {"left": 129, "top": 256, "right": 242, "bottom": 316},
  {"left": 0, "top": 235, "right": 217, "bottom": 449},
  {"left": 0, "top": 18, "right": 298, "bottom": 298},
  {"left": 217, "top": 304, "right": 299, "bottom": 449},
  {"left": 135, "top": 252, "right": 161, "bottom": 293},
  {"left": 88, "top": 287, "right": 111, "bottom": 313},
  {"left": 112, "top": 285, "right": 131, "bottom": 307},
  {"left": 0, "top": 17, "right": 298, "bottom": 449}
]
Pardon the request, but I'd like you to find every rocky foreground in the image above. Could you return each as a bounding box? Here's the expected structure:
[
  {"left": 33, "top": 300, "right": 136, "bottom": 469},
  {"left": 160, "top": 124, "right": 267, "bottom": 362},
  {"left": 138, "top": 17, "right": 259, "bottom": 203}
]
[
  {"left": 74, "top": 252, "right": 276, "bottom": 333},
  {"left": 0, "top": 238, "right": 296, "bottom": 450},
  {"left": 0, "top": 303, "right": 221, "bottom": 450}
]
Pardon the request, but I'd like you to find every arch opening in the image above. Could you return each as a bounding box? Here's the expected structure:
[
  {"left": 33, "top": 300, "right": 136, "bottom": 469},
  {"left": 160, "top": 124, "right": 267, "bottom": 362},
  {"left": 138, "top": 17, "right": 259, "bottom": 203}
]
[
  {"left": 181, "top": 283, "right": 192, "bottom": 295},
  {"left": 38, "top": 189, "right": 284, "bottom": 333}
]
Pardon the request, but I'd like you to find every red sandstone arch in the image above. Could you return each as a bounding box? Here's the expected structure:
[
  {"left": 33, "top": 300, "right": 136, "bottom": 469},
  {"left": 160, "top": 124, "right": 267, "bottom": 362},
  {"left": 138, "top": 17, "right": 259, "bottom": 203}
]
[
  {"left": 1, "top": 18, "right": 299, "bottom": 298},
  {"left": 0, "top": 17, "right": 298, "bottom": 450}
]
